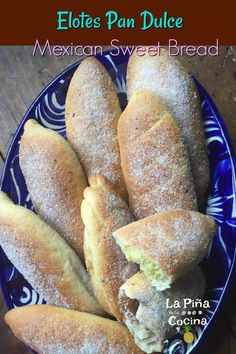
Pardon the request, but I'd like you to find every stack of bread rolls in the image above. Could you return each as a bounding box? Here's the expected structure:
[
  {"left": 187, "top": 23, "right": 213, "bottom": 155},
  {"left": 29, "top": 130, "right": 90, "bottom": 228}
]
[{"left": 1, "top": 50, "right": 216, "bottom": 354}]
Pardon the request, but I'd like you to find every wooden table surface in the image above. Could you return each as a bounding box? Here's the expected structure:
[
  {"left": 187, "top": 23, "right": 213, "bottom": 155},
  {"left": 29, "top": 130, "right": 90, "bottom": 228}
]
[{"left": 0, "top": 46, "right": 235, "bottom": 354}]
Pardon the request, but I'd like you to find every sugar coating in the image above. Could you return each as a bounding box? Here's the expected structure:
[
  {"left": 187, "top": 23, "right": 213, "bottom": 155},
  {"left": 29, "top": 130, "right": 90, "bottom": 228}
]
[
  {"left": 0, "top": 223, "right": 96, "bottom": 309},
  {"left": 127, "top": 49, "right": 210, "bottom": 203},
  {"left": 82, "top": 175, "right": 137, "bottom": 320},
  {"left": 19, "top": 120, "right": 87, "bottom": 261},
  {"left": 118, "top": 91, "right": 197, "bottom": 220},
  {"left": 114, "top": 210, "right": 216, "bottom": 285},
  {"left": 65, "top": 58, "right": 126, "bottom": 199},
  {"left": 0, "top": 193, "right": 102, "bottom": 314},
  {"left": 11, "top": 306, "right": 142, "bottom": 354},
  {"left": 27, "top": 334, "right": 126, "bottom": 354}
]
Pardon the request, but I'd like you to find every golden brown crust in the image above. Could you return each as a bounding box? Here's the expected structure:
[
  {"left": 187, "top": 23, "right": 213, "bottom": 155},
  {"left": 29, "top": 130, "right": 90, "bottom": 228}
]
[
  {"left": 0, "top": 192, "right": 104, "bottom": 315},
  {"left": 65, "top": 57, "right": 127, "bottom": 201},
  {"left": 127, "top": 48, "right": 210, "bottom": 205},
  {"left": 19, "top": 119, "right": 87, "bottom": 262},
  {"left": 81, "top": 174, "right": 138, "bottom": 321},
  {"left": 118, "top": 90, "right": 197, "bottom": 219},
  {"left": 114, "top": 210, "right": 217, "bottom": 285},
  {"left": 5, "top": 305, "right": 144, "bottom": 354}
]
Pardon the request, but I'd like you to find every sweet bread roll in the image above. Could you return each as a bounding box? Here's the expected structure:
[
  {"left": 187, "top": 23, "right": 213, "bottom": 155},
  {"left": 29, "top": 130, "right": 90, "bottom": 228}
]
[
  {"left": 19, "top": 119, "right": 87, "bottom": 262},
  {"left": 81, "top": 174, "right": 138, "bottom": 321},
  {"left": 127, "top": 48, "right": 210, "bottom": 205},
  {"left": 5, "top": 305, "right": 144, "bottom": 354},
  {"left": 114, "top": 210, "right": 216, "bottom": 290},
  {"left": 65, "top": 57, "right": 127, "bottom": 200},
  {"left": 118, "top": 89, "right": 197, "bottom": 219},
  {"left": 119, "top": 268, "right": 205, "bottom": 353},
  {"left": 0, "top": 192, "right": 104, "bottom": 315}
]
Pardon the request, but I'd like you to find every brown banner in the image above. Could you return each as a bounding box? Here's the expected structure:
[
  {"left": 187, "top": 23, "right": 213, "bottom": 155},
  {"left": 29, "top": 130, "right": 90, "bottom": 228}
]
[{"left": 0, "top": 0, "right": 234, "bottom": 45}]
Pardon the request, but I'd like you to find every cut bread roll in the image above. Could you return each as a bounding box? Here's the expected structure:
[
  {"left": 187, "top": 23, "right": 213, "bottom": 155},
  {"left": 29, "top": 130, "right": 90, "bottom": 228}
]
[
  {"left": 5, "top": 305, "right": 144, "bottom": 354},
  {"left": 127, "top": 48, "right": 210, "bottom": 205},
  {"left": 118, "top": 89, "right": 197, "bottom": 219},
  {"left": 0, "top": 192, "right": 104, "bottom": 315},
  {"left": 19, "top": 119, "right": 87, "bottom": 262},
  {"left": 81, "top": 174, "right": 138, "bottom": 321},
  {"left": 114, "top": 210, "right": 217, "bottom": 290},
  {"left": 119, "top": 268, "right": 205, "bottom": 353},
  {"left": 65, "top": 57, "right": 127, "bottom": 200}
]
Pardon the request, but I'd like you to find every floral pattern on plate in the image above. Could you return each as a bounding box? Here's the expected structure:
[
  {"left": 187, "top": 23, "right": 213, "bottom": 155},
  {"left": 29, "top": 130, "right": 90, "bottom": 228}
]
[{"left": 0, "top": 52, "right": 235, "bottom": 354}]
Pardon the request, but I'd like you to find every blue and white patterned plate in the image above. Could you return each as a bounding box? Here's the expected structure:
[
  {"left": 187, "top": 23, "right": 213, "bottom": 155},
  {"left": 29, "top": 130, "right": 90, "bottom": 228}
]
[{"left": 0, "top": 51, "right": 235, "bottom": 354}]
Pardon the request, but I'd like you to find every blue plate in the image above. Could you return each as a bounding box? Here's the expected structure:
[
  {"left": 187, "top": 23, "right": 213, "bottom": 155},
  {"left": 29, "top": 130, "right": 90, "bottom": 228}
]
[{"left": 1, "top": 51, "right": 236, "bottom": 354}]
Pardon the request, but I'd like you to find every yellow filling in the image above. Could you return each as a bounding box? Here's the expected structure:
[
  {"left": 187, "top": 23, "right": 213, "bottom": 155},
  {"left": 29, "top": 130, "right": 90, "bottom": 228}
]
[{"left": 118, "top": 241, "right": 171, "bottom": 290}]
